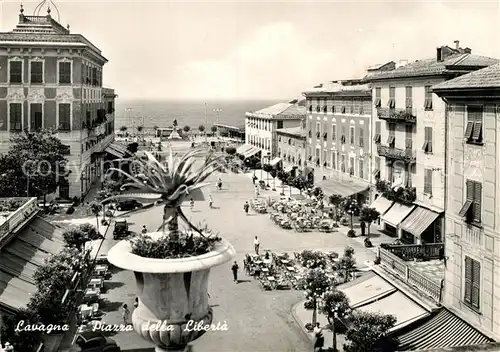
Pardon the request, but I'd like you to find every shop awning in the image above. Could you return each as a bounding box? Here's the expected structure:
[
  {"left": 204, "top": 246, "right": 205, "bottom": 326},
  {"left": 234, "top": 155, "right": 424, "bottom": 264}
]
[
  {"left": 356, "top": 291, "right": 430, "bottom": 331},
  {"left": 0, "top": 217, "right": 65, "bottom": 310},
  {"left": 244, "top": 147, "right": 261, "bottom": 158},
  {"left": 111, "top": 142, "right": 129, "bottom": 154},
  {"left": 400, "top": 206, "right": 441, "bottom": 237},
  {"left": 396, "top": 309, "right": 494, "bottom": 350},
  {"left": 369, "top": 197, "right": 394, "bottom": 216},
  {"left": 315, "top": 176, "right": 370, "bottom": 198},
  {"left": 105, "top": 146, "right": 125, "bottom": 158},
  {"left": 236, "top": 144, "right": 252, "bottom": 155},
  {"left": 338, "top": 271, "right": 397, "bottom": 308},
  {"left": 381, "top": 203, "right": 415, "bottom": 228},
  {"left": 269, "top": 157, "right": 282, "bottom": 167}
]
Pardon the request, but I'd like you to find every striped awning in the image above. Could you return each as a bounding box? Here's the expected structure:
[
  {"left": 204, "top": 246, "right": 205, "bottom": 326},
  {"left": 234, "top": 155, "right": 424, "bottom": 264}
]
[
  {"left": 236, "top": 144, "right": 252, "bottom": 155},
  {"left": 381, "top": 203, "right": 415, "bottom": 228},
  {"left": 396, "top": 309, "right": 494, "bottom": 351},
  {"left": 400, "top": 206, "right": 441, "bottom": 237},
  {"left": 369, "top": 196, "right": 394, "bottom": 216},
  {"left": 244, "top": 147, "right": 261, "bottom": 158},
  {"left": 269, "top": 157, "right": 282, "bottom": 167},
  {"left": 105, "top": 146, "right": 125, "bottom": 158}
]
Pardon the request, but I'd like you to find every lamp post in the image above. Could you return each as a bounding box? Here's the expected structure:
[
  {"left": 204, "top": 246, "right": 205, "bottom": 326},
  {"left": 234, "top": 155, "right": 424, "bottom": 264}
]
[
  {"left": 125, "top": 108, "right": 134, "bottom": 136},
  {"left": 213, "top": 108, "right": 222, "bottom": 136}
]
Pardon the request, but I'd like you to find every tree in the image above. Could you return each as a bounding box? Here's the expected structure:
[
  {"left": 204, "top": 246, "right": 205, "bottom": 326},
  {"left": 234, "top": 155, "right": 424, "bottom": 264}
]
[
  {"left": 211, "top": 125, "right": 218, "bottom": 134},
  {"left": 359, "top": 206, "right": 380, "bottom": 237},
  {"left": 220, "top": 129, "right": 229, "bottom": 138},
  {"left": 226, "top": 147, "right": 236, "bottom": 156},
  {"left": 269, "top": 169, "right": 277, "bottom": 191},
  {"left": 299, "top": 250, "right": 327, "bottom": 269},
  {"left": 301, "top": 268, "right": 333, "bottom": 325},
  {"left": 183, "top": 125, "right": 191, "bottom": 133},
  {"left": 0, "top": 307, "right": 42, "bottom": 351},
  {"left": 0, "top": 130, "right": 69, "bottom": 202},
  {"left": 120, "top": 126, "right": 128, "bottom": 132},
  {"left": 343, "top": 311, "right": 397, "bottom": 352},
  {"left": 337, "top": 246, "right": 356, "bottom": 283},
  {"left": 198, "top": 125, "right": 206, "bottom": 134},
  {"left": 89, "top": 201, "right": 103, "bottom": 232},
  {"left": 328, "top": 194, "right": 344, "bottom": 226},
  {"left": 277, "top": 170, "right": 287, "bottom": 195},
  {"left": 320, "top": 289, "right": 351, "bottom": 351},
  {"left": 292, "top": 175, "right": 308, "bottom": 195},
  {"left": 343, "top": 196, "right": 359, "bottom": 230},
  {"left": 313, "top": 187, "right": 324, "bottom": 200},
  {"left": 62, "top": 224, "right": 101, "bottom": 250},
  {"left": 137, "top": 125, "right": 144, "bottom": 133},
  {"left": 262, "top": 164, "right": 272, "bottom": 187}
]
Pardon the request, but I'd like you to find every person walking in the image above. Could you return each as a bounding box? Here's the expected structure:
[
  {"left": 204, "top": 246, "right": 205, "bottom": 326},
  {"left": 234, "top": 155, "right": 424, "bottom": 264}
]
[
  {"left": 253, "top": 236, "right": 260, "bottom": 255},
  {"left": 122, "top": 304, "right": 130, "bottom": 325},
  {"left": 141, "top": 225, "right": 148, "bottom": 234},
  {"left": 313, "top": 323, "right": 324, "bottom": 352},
  {"left": 208, "top": 195, "right": 214, "bottom": 209},
  {"left": 243, "top": 201, "right": 249, "bottom": 215},
  {"left": 254, "top": 185, "right": 259, "bottom": 198},
  {"left": 360, "top": 220, "right": 366, "bottom": 236},
  {"left": 133, "top": 297, "right": 139, "bottom": 309},
  {"left": 190, "top": 198, "right": 195, "bottom": 211},
  {"left": 231, "top": 261, "right": 239, "bottom": 283}
]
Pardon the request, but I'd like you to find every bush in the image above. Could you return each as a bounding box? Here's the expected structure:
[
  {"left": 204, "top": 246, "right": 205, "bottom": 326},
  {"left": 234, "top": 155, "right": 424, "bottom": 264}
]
[
  {"left": 0, "top": 308, "right": 42, "bottom": 351},
  {"left": 347, "top": 229, "right": 356, "bottom": 237},
  {"left": 62, "top": 224, "right": 100, "bottom": 250},
  {"left": 332, "top": 223, "right": 340, "bottom": 228}
]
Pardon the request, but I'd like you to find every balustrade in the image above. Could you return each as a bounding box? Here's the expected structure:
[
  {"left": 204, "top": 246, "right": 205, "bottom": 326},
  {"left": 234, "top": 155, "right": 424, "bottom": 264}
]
[
  {"left": 377, "top": 144, "right": 416, "bottom": 161},
  {"left": 377, "top": 107, "right": 416, "bottom": 123}
]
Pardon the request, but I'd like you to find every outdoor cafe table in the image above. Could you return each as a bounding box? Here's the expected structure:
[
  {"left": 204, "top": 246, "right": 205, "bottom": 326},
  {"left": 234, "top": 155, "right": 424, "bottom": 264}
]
[
  {"left": 261, "top": 267, "right": 269, "bottom": 273},
  {"left": 267, "top": 276, "right": 276, "bottom": 281},
  {"left": 287, "top": 266, "right": 296, "bottom": 272},
  {"left": 254, "top": 260, "right": 263, "bottom": 265},
  {"left": 84, "top": 289, "right": 100, "bottom": 301},
  {"left": 263, "top": 259, "right": 272, "bottom": 265},
  {"left": 94, "top": 265, "right": 108, "bottom": 276},
  {"left": 88, "top": 278, "right": 104, "bottom": 289},
  {"left": 281, "top": 259, "right": 290, "bottom": 265},
  {"left": 79, "top": 304, "right": 93, "bottom": 318}
]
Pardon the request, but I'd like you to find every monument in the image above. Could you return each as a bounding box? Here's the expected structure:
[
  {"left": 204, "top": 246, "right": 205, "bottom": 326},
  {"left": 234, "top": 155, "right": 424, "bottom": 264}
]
[{"left": 168, "top": 118, "right": 182, "bottom": 140}]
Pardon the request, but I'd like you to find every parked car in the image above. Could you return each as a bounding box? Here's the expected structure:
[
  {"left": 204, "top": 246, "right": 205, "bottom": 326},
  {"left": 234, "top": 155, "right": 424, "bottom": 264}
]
[
  {"left": 116, "top": 199, "right": 142, "bottom": 211},
  {"left": 113, "top": 219, "right": 131, "bottom": 240},
  {"left": 72, "top": 332, "right": 120, "bottom": 351}
]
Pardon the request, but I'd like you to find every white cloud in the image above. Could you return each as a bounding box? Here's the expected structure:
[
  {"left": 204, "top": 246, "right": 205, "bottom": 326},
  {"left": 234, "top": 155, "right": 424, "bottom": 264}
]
[{"left": 174, "top": 22, "right": 335, "bottom": 100}]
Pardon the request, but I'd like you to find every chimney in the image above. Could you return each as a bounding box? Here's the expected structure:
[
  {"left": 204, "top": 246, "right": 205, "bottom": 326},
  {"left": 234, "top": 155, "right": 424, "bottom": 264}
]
[
  {"left": 436, "top": 47, "right": 443, "bottom": 62},
  {"left": 454, "top": 40, "right": 460, "bottom": 50}
]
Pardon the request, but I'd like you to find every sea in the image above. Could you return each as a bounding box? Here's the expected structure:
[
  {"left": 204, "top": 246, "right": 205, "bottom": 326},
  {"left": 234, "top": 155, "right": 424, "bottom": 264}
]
[{"left": 114, "top": 99, "right": 281, "bottom": 132}]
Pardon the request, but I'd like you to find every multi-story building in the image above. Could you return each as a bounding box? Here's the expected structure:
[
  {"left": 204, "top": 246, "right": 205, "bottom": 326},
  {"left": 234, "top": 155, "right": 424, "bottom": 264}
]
[
  {"left": 276, "top": 126, "right": 306, "bottom": 171},
  {"left": 0, "top": 5, "right": 119, "bottom": 199},
  {"left": 364, "top": 42, "right": 498, "bottom": 243},
  {"left": 433, "top": 63, "right": 500, "bottom": 341},
  {"left": 302, "top": 80, "right": 373, "bottom": 199},
  {"left": 240, "top": 99, "right": 305, "bottom": 163}
]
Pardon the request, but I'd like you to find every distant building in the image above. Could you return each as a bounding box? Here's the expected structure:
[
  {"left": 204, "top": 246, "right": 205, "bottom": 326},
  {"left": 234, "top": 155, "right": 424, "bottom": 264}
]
[
  {"left": 363, "top": 41, "right": 499, "bottom": 243},
  {"left": 275, "top": 126, "right": 306, "bottom": 172},
  {"left": 302, "top": 80, "right": 372, "bottom": 198},
  {"left": 433, "top": 62, "right": 500, "bottom": 341},
  {"left": 0, "top": 5, "right": 120, "bottom": 199},
  {"left": 240, "top": 99, "right": 305, "bottom": 163}
]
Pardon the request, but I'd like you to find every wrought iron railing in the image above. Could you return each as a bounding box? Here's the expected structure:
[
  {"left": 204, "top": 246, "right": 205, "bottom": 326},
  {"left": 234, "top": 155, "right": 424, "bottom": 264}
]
[
  {"left": 377, "top": 107, "right": 416, "bottom": 123},
  {"left": 381, "top": 243, "right": 444, "bottom": 261},
  {"left": 377, "top": 145, "right": 416, "bottom": 161}
]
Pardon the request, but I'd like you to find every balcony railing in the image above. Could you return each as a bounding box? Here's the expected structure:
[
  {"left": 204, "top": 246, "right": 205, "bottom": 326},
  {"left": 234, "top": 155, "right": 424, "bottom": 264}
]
[
  {"left": 381, "top": 243, "right": 444, "bottom": 261},
  {"left": 378, "top": 246, "right": 442, "bottom": 303},
  {"left": 377, "top": 144, "right": 416, "bottom": 161},
  {"left": 0, "top": 197, "right": 38, "bottom": 242},
  {"left": 378, "top": 107, "right": 416, "bottom": 123}
]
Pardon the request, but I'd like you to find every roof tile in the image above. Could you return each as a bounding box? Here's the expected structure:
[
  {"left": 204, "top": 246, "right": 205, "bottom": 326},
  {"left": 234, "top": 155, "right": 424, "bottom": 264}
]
[{"left": 432, "top": 63, "right": 500, "bottom": 90}]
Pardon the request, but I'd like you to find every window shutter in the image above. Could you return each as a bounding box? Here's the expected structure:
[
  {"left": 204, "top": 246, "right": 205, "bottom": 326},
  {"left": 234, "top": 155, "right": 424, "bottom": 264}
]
[
  {"left": 464, "top": 121, "right": 474, "bottom": 139},
  {"left": 471, "top": 260, "right": 481, "bottom": 308},
  {"left": 464, "top": 257, "right": 473, "bottom": 304},
  {"left": 427, "top": 128, "right": 433, "bottom": 152},
  {"left": 473, "top": 182, "right": 482, "bottom": 222},
  {"left": 466, "top": 180, "right": 474, "bottom": 200}
]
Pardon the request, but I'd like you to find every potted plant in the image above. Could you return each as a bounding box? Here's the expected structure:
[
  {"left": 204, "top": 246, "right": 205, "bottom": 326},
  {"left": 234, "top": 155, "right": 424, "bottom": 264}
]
[{"left": 103, "top": 149, "right": 236, "bottom": 351}]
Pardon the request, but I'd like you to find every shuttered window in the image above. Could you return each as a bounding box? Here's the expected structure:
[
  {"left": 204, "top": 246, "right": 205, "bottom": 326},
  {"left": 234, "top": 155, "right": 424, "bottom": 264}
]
[
  {"left": 422, "top": 127, "right": 433, "bottom": 153},
  {"left": 359, "top": 127, "right": 364, "bottom": 147},
  {"left": 424, "top": 86, "right": 433, "bottom": 110},
  {"left": 9, "top": 61, "right": 22, "bottom": 83},
  {"left": 373, "top": 121, "right": 381, "bottom": 143},
  {"left": 374, "top": 87, "right": 381, "bottom": 107},
  {"left": 459, "top": 180, "right": 482, "bottom": 224},
  {"left": 59, "top": 104, "right": 71, "bottom": 131},
  {"left": 465, "top": 106, "right": 483, "bottom": 144},
  {"left": 424, "top": 169, "right": 432, "bottom": 195},
  {"left": 464, "top": 256, "right": 480, "bottom": 310},
  {"left": 30, "top": 103, "right": 43, "bottom": 131},
  {"left": 405, "top": 124, "right": 413, "bottom": 149},
  {"left": 388, "top": 87, "right": 396, "bottom": 108},
  {"left": 30, "top": 61, "right": 43, "bottom": 84},
  {"left": 59, "top": 62, "right": 71, "bottom": 84},
  {"left": 9, "top": 103, "right": 22, "bottom": 131},
  {"left": 332, "top": 125, "right": 337, "bottom": 141},
  {"left": 350, "top": 126, "right": 355, "bottom": 144},
  {"left": 405, "top": 86, "right": 413, "bottom": 111}
]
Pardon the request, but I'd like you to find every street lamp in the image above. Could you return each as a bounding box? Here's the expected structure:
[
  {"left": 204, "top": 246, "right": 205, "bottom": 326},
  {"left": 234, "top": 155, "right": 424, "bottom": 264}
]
[{"left": 213, "top": 108, "right": 222, "bottom": 136}]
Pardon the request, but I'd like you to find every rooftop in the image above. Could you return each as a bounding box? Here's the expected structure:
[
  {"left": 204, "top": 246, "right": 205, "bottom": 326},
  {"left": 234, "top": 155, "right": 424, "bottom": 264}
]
[
  {"left": 276, "top": 126, "right": 306, "bottom": 138},
  {"left": 245, "top": 99, "right": 306, "bottom": 120},
  {"left": 432, "top": 63, "right": 500, "bottom": 91},
  {"left": 363, "top": 43, "right": 499, "bottom": 81},
  {"left": 303, "top": 80, "right": 371, "bottom": 95}
]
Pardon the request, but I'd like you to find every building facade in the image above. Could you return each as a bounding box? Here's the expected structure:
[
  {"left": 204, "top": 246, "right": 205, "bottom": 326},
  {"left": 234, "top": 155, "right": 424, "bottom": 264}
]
[
  {"left": 302, "top": 80, "right": 373, "bottom": 198},
  {"left": 0, "top": 6, "right": 117, "bottom": 199},
  {"left": 433, "top": 63, "right": 500, "bottom": 340},
  {"left": 243, "top": 99, "right": 305, "bottom": 163},
  {"left": 364, "top": 42, "right": 498, "bottom": 242},
  {"left": 276, "top": 126, "right": 306, "bottom": 170}
]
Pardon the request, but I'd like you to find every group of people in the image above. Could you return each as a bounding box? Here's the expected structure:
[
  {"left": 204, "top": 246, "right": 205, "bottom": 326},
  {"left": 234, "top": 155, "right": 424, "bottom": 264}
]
[{"left": 230, "top": 236, "right": 261, "bottom": 283}]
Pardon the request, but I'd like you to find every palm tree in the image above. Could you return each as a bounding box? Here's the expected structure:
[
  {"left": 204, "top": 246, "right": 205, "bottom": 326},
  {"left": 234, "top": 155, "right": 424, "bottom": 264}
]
[
  {"left": 198, "top": 125, "right": 206, "bottom": 134},
  {"left": 137, "top": 125, "right": 144, "bottom": 133},
  {"left": 211, "top": 125, "right": 217, "bottom": 135},
  {"left": 328, "top": 194, "right": 344, "bottom": 226},
  {"left": 183, "top": 125, "right": 191, "bottom": 135},
  {"left": 120, "top": 126, "right": 128, "bottom": 132},
  {"left": 101, "top": 149, "right": 226, "bottom": 240}
]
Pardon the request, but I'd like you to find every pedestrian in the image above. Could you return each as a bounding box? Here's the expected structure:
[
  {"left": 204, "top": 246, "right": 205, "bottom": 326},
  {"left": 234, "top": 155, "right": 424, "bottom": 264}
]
[
  {"left": 253, "top": 236, "right": 260, "bottom": 255},
  {"left": 252, "top": 175, "right": 257, "bottom": 185},
  {"left": 209, "top": 195, "right": 214, "bottom": 209},
  {"left": 360, "top": 221, "right": 366, "bottom": 236},
  {"left": 122, "top": 304, "right": 130, "bottom": 325},
  {"left": 254, "top": 185, "right": 259, "bottom": 198},
  {"left": 190, "top": 198, "right": 195, "bottom": 211},
  {"left": 141, "top": 225, "right": 148, "bottom": 234},
  {"left": 231, "top": 261, "right": 239, "bottom": 283},
  {"left": 313, "top": 323, "right": 324, "bottom": 352},
  {"left": 243, "top": 201, "right": 249, "bottom": 215},
  {"left": 134, "top": 297, "right": 139, "bottom": 309}
]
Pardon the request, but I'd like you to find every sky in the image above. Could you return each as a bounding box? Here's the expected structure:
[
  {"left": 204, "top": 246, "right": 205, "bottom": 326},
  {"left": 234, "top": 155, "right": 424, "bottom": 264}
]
[{"left": 0, "top": 0, "right": 499, "bottom": 100}]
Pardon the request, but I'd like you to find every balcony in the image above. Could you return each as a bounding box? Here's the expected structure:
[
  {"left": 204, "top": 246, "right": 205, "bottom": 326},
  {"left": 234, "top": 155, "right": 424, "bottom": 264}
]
[
  {"left": 378, "top": 244, "right": 444, "bottom": 303},
  {"left": 377, "top": 144, "right": 416, "bottom": 161},
  {"left": 378, "top": 107, "right": 416, "bottom": 123},
  {"left": 376, "top": 179, "right": 416, "bottom": 205}
]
